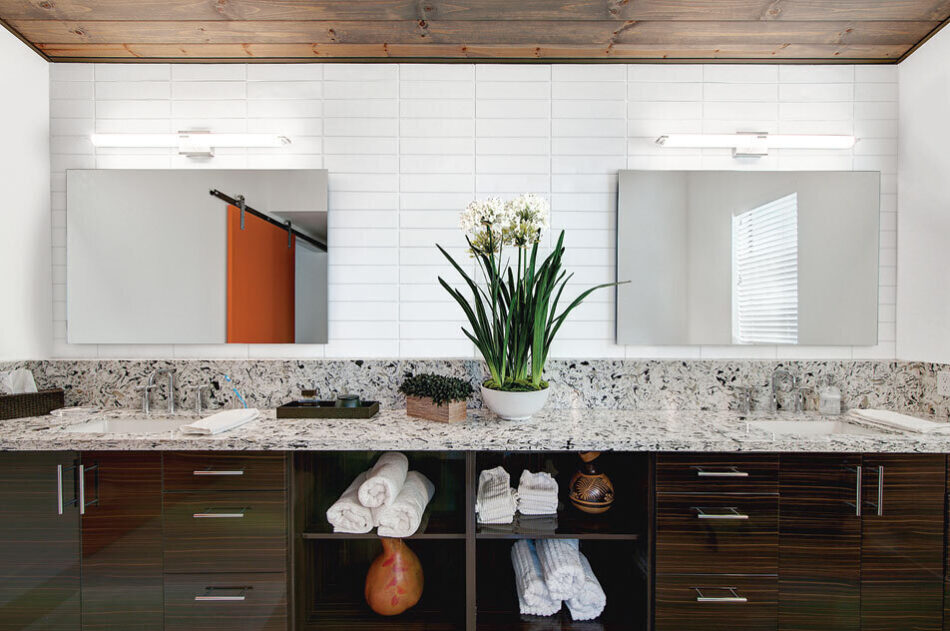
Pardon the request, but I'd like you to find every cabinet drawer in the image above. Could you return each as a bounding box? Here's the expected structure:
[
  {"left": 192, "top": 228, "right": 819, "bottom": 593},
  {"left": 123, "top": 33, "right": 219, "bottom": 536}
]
[
  {"left": 656, "top": 575, "right": 777, "bottom": 631},
  {"left": 657, "top": 454, "right": 778, "bottom": 494},
  {"left": 656, "top": 493, "right": 778, "bottom": 575},
  {"left": 164, "top": 452, "right": 286, "bottom": 491},
  {"left": 164, "top": 491, "right": 287, "bottom": 573},
  {"left": 164, "top": 572, "right": 287, "bottom": 631}
]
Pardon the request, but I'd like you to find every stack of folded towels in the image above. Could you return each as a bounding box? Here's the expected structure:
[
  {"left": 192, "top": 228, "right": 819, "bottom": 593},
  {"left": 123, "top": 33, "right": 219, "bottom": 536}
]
[
  {"left": 517, "top": 470, "right": 559, "bottom": 515},
  {"left": 510, "top": 538, "right": 606, "bottom": 621},
  {"left": 476, "top": 466, "right": 519, "bottom": 524},
  {"left": 325, "top": 452, "right": 435, "bottom": 538},
  {"left": 476, "top": 467, "right": 559, "bottom": 525}
]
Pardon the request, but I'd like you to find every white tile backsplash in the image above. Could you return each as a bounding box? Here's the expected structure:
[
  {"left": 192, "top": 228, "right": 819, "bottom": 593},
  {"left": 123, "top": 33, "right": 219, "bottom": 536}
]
[{"left": 49, "top": 62, "right": 897, "bottom": 360}]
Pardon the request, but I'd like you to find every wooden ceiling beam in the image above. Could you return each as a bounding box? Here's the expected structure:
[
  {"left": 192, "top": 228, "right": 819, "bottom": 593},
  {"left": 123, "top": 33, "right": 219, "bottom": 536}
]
[
  {"left": 12, "top": 19, "right": 937, "bottom": 47},
  {"left": 4, "top": 0, "right": 949, "bottom": 22},
  {"left": 36, "top": 41, "right": 908, "bottom": 60}
]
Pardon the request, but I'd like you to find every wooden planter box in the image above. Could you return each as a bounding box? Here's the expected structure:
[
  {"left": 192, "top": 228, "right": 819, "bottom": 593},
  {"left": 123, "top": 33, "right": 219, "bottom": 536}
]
[{"left": 406, "top": 396, "right": 467, "bottom": 423}]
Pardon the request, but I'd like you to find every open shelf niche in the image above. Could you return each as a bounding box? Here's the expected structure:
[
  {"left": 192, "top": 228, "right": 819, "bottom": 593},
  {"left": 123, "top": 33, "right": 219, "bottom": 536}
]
[{"left": 292, "top": 451, "right": 651, "bottom": 631}]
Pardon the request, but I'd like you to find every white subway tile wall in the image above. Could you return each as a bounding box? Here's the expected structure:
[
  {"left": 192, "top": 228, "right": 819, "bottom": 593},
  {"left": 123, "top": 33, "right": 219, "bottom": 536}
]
[{"left": 48, "top": 63, "right": 898, "bottom": 360}]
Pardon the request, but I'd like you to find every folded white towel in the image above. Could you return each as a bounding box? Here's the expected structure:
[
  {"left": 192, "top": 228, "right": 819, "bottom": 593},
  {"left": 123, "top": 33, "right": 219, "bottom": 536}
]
[
  {"left": 536, "top": 538, "right": 584, "bottom": 600},
  {"left": 358, "top": 452, "right": 409, "bottom": 508},
  {"left": 375, "top": 471, "right": 435, "bottom": 538},
  {"left": 850, "top": 409, "right": 950, "bottom": 434},
  {"left": 511, "top": 539, "right": 561, "bottom": 615},
  {"left": 517, "top": 470, "right": 559, "bottom": 515},
  {"left": 326, "top": 471, "right": 375, "bottom": 534},
  {"left": 565, "top": 553, "right": 606, "bottom": 621},
  {"left": 179, "top": 408, "right": 260, "bottom": 435},
  {"left": 476, "top": 466, "right": 518, "bottom": 524}
]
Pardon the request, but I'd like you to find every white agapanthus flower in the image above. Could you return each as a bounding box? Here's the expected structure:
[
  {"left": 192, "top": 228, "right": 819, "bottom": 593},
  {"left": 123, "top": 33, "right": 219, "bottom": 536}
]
[
  {"left": 504, "top": 193, "right": 550, "bottom": 247},
  {"left": 459, "top": 193, "right": 549, "bottom": 253}
]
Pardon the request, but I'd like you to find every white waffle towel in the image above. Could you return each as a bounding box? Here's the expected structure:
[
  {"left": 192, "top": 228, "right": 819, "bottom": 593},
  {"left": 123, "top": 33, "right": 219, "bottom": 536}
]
[
  {"left": 511, "top": 539, "right": 561, "bottom": 615},
  {"left": 565, "top": 552, "right": 606, "bottom": 621},
  {"left": 850, "top": 409, "right": 950, "bottom": 434},
  {"left": 476, "top": 466, "right": 518, "bottom": 524},
  {"left": 375, "top": 471, "right": 435, "bottom": 538},
  {"left": 536, "top": 538, "right": 584, "bottom": 600},
  {"left": 179, "top": 408, "right": 260, "bottom": 435},
  {"left": 358, "top": 452, "right": 409, "bottom": 508},
  {"left": 326, "top": 471, "right": 374, "bottom": 534},
  {"left": 517, "top": 470, "right": 559, "bottom": 515}
]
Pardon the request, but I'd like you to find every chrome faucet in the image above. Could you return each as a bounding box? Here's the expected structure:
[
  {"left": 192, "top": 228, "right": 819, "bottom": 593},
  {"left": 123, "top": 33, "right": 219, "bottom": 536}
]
[
  {"left": 144, "top": 368, "right": 176, "bottom": 414},
  {"left": 770, "top": 367, "right": 793, "bottom": 412}
]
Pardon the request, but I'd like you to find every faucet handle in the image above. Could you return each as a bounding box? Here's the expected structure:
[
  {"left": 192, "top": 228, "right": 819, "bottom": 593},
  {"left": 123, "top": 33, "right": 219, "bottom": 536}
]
[
  {"left": 730, "top": 385, "right": 755, "bottom": 413},
  {"left": 135, "top": 384, "right": 158, "bottom": 414},
  {"left": 183, "top": 384, "right": 211, "bottom": 415}
]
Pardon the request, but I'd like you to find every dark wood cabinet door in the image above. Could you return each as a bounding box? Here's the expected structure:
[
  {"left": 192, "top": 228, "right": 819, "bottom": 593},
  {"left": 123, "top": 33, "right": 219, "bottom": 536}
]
[
  {"left": 0, "top": 451, "right": 81, "bottom": 631},
  {"left": 80, "top": 452, "right": 163, "bottom": 631},
  {"left": 778, "top": 454, "right": 862, "bottom": 631},
  {"left": 860, "top": 454, "right": 945, "bottom": 631}
]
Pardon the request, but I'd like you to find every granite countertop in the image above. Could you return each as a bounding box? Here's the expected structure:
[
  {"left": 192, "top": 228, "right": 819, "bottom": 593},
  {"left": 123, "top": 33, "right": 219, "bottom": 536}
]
[{"left": 1, "top": 407, "right": 949, "bottom": 452}]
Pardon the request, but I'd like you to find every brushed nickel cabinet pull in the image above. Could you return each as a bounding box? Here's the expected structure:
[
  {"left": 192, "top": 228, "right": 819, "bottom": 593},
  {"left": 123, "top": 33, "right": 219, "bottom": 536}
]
[
  {"left": 193, "top": 507, "right": 247, "bottom": 519},
  {"left": 195, "top": 586, "right": 248, "bottom": 602},
  {"left": 845, "top": 465, "right": 862, "bottom": 517},
  {"left": 694, "top": 466, "right": 749, "bottom": 478},
  {"left": 78, "top": 464, "right": 85, "bottom": 515},
  {"left": 56, "top": 464, "right": 64, "bottom": 515},
  {"left": 193, "top": 469, "right": 245, "bottom": 476},
  {"left": 694, "top": 587, "right": 748, "bottom": 603},
  {"left": 693, "top": 506, "right": 749, "bottom": 520},
  {"left": 877, "top": 465, "right": 884, "bottom": 516}
]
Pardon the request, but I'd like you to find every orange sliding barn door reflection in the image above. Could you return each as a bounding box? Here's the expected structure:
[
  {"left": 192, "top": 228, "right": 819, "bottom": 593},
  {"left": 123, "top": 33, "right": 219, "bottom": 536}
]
[{"left": 226, "top": 204, "right": 295, "bottom": 343}]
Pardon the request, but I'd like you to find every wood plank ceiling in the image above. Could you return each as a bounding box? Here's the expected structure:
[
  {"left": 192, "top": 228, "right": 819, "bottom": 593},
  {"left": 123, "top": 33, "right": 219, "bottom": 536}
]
[{"left": 1, "top": 0, "right": 948, "bottom": 63}]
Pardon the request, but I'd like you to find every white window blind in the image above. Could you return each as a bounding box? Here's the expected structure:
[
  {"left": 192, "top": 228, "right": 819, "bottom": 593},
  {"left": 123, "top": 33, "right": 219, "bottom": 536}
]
[{"left": 732, "top": 192, "right": 799, "bottom": 345}]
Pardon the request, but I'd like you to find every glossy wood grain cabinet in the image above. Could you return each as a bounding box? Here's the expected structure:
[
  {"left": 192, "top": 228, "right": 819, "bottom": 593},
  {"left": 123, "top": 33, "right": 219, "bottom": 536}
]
[
  {"left": 163, "top": 452, "right": 289, "bottom": 631},
  {"left": 80, "top": 452, "right": 164, "bottom": 631},
  {"left": 655, "top": 454, "right": 779, "bottom": 631},
  {"left": 858, "top": 454, "right": 945, "bottom": 631},
  {"left": 0, "top": 452, "right": 81, "bottom": 631}
]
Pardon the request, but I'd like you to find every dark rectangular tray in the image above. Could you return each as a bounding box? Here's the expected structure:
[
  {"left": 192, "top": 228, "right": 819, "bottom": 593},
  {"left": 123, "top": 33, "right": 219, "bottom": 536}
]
[{"left": 276, "top": 400, "right": 380, "bottom": 419}]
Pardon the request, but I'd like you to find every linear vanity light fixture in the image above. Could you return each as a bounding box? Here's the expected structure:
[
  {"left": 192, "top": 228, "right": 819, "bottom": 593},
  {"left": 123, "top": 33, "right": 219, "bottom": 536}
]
[
  {"left": 656, "top": 133, "right": 856, "bottom": 158},
  {"left": 89, "top": 132, "right": 291, "bottom": 157}
]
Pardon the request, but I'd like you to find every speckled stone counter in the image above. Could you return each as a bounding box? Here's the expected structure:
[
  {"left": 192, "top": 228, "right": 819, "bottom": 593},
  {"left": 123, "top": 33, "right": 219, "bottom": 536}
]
[{"left": 2, "top": 408, "right": 949, "bottom": 453}]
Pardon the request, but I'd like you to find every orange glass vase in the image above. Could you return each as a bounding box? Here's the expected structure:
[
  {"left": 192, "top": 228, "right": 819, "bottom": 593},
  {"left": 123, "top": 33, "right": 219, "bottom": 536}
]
[{"left": 364, "top": 538, "right": 424, "bottom": 616}]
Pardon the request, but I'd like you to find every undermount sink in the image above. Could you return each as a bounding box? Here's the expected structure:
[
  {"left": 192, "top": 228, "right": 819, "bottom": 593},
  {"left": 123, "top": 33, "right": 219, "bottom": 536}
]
[
  {"left": 746, "top": 419, "right": 885, "bottom": 437},
  {"left": 64, "top": 418, "right": 185, "bottom": 434}
]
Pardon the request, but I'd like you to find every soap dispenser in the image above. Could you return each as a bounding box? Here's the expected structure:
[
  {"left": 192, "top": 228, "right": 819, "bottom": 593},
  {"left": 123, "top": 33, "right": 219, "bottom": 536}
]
[{"left": 818, "top": 376, "right": 842, "bottom": 416}]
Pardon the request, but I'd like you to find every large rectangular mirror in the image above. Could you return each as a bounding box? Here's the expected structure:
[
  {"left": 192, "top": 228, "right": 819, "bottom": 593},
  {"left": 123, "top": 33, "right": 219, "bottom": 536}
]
[
  {"left": 617, "top": 170, "right": 880, "bottom": 346},
  {"left": 67, "top": 169, "right": 328, "bottom": 344}
]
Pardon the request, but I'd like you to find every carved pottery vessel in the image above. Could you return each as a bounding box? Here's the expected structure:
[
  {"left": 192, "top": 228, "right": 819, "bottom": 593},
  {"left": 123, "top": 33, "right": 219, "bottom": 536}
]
[
  {"left": 365, "top": 538, "right": 424, "bottom": 616},
  {"left": 568, "top": 451, "right": 615, "bottom": 514}
]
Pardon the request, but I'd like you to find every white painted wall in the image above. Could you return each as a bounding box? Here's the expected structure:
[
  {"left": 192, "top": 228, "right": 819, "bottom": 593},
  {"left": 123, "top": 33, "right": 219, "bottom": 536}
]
[
  {"left": 898, "top": 27, "right": 950, "bottom": 363},
  {"left": 49, "top": 62, "right": 898, "bottom": 360},
  {"left": 0, "top": 30, "right": 50, "bottom": 361}
]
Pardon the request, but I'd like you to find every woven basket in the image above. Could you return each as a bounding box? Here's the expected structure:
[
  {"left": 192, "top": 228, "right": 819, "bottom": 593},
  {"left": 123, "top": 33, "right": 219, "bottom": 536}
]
[{"left": 0, "top": 389, "right": 65, "bottom": 420}]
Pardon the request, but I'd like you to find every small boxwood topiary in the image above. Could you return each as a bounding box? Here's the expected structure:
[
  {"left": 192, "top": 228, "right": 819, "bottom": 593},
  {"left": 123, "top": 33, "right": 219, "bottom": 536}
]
[{"left": 399, "top": 373, "right": 473, "bottom": 406}]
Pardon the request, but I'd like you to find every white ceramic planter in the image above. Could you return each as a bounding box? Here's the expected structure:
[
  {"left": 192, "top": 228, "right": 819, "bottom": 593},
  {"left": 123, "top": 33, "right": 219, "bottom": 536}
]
[{"left": 480, "top": 385, "right": 550, "bottom": 420}]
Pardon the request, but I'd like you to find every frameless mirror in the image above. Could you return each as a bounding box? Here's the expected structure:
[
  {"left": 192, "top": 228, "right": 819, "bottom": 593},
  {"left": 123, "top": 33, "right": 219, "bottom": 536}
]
[
  {"left": 67, "top": 169, "right": 328, "bottom": 344},
  {"left": 617, "top": 170, "right": 880, "bottom": 346}
]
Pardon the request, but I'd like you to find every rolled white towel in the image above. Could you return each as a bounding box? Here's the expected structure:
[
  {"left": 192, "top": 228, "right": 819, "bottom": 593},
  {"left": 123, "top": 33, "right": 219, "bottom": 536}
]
[
  {"left": 375, "top": 471, "right": 435, "bottom": 538},
  {"left": 566, "top": 553, "right": 606, "bottom": 621},
  {"left": 476, "top": 466, "right": 517, "bottom": 524},
  {"left": 536, "top": 538, "right": 584, "bottom": 600},
  {"left": 358, "top": 452, "right": 409, "bottom": 508},
  {"left": 326, "top": 471, "right": 374, "bottom": 534},
  {"left": 511, "top": 539, "right": 560, "bottom": 615},
  {"left": 179, "top": 408, "right": 260, "bottom": 435}
]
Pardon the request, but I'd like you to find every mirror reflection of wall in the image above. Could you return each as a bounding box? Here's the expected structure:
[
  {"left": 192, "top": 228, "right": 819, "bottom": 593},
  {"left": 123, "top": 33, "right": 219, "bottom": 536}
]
[
  {"left": 617, "top": 170, "right": 880, "bottom": 346},
  {"left": 66, "top": 169, "right": 328, "bottom": 345}
]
